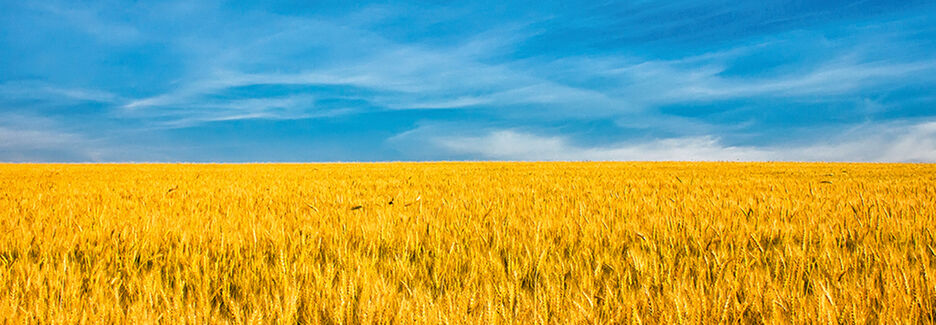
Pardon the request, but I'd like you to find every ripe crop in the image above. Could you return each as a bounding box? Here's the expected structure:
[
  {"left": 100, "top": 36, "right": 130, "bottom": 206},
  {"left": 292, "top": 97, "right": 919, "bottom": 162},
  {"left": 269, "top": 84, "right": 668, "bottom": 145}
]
[{"left": 0, "top": 162, "right": 934, "bottom": 323}]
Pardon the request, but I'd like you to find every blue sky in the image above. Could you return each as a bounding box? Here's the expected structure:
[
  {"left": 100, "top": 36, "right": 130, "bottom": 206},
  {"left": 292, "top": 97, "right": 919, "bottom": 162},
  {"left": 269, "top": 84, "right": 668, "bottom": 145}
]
[{"left": 1, "top": 0, "right": 935, "bottom": 162}]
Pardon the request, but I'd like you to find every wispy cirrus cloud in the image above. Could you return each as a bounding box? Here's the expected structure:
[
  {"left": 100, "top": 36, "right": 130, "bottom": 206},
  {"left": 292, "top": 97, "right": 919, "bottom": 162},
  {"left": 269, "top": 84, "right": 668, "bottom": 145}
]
[
  {"left": 112, "top": 1, "right": 936, "bottom": 129},
  {"left": 117, "top": 19, "right": 641, "bottom": 123}
]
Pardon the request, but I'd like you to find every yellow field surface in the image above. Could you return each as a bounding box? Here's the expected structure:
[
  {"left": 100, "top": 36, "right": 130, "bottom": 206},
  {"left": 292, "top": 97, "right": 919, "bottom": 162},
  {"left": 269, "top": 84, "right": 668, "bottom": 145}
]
[{"left": 0, "top": 162, "right": 934, "bottom": 323}]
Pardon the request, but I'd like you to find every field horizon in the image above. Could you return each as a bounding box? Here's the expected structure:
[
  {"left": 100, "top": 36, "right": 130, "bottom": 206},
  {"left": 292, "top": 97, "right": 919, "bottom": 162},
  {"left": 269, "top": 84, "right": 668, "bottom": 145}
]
[{"left": 3, "top": 161, "right": 932, "bottom": 165}]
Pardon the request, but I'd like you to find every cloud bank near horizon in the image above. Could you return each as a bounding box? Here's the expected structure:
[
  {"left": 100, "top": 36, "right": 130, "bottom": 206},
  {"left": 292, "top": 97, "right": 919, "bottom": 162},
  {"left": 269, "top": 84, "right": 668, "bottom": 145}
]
[{"left": 389, "top": 121, "right": 936, "bottom": 162}]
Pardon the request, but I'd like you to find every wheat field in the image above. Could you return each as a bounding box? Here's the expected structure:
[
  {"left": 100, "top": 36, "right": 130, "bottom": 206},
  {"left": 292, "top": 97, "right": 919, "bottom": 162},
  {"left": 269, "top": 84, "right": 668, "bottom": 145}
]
[{"left": 0, "top": 162, "right": 934, "bottom": 323}]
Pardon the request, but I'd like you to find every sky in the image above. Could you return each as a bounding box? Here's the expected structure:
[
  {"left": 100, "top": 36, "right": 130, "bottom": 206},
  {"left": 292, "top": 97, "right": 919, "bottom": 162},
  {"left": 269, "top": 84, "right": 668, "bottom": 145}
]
[{"left": 1, "top": 0, "right": 935, "bottom": 162}]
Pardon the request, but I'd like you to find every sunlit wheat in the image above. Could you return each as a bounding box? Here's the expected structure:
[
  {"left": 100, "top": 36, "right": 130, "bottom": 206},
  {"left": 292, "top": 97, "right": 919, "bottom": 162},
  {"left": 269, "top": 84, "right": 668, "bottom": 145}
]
[{"left": 0, "top": 162, "right": 934, "bottom": 323}]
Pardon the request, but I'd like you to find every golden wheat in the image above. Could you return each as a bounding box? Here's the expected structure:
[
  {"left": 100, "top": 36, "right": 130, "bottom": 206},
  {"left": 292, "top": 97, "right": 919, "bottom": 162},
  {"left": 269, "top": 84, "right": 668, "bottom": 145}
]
[{"left": 0, "top": 162, "right": 934, "bottom": 323}]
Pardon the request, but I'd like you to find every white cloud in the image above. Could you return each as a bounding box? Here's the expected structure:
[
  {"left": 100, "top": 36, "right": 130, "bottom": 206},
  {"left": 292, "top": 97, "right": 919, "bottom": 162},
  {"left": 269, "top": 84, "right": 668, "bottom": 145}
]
[
  {"left": 120, "top": 93, "right": 353, "bottom": 128},
  {"left": 0, "top": 114, "right": 108, "bottom": 162},
  {"left": 399, "top": 120, "right": 936, "bottom": 162},
  {"left": 782, "top": 121, "right": 936, "bottom": 162},
  {"left": 432, "top": 130, "right": 771, "bottom": 161},
  {"left": 0, "top": 126, "right": 82, "bottom": 149},
  {"left": 587, "top": 55, "right": 936, "bottom": 105}
]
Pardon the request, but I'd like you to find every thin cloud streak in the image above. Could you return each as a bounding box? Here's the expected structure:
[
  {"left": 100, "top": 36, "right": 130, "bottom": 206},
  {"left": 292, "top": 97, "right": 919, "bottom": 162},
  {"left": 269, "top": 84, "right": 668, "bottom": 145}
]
[{"left": 0, "top": 82, "right": 121, "bottom": 104}]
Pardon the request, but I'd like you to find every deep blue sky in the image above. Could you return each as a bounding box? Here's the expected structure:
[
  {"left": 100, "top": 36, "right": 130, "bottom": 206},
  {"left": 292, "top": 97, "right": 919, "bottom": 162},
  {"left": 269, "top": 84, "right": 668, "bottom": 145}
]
[{"left": 1, "top": 0, "right": 935, "bottom": 162}]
